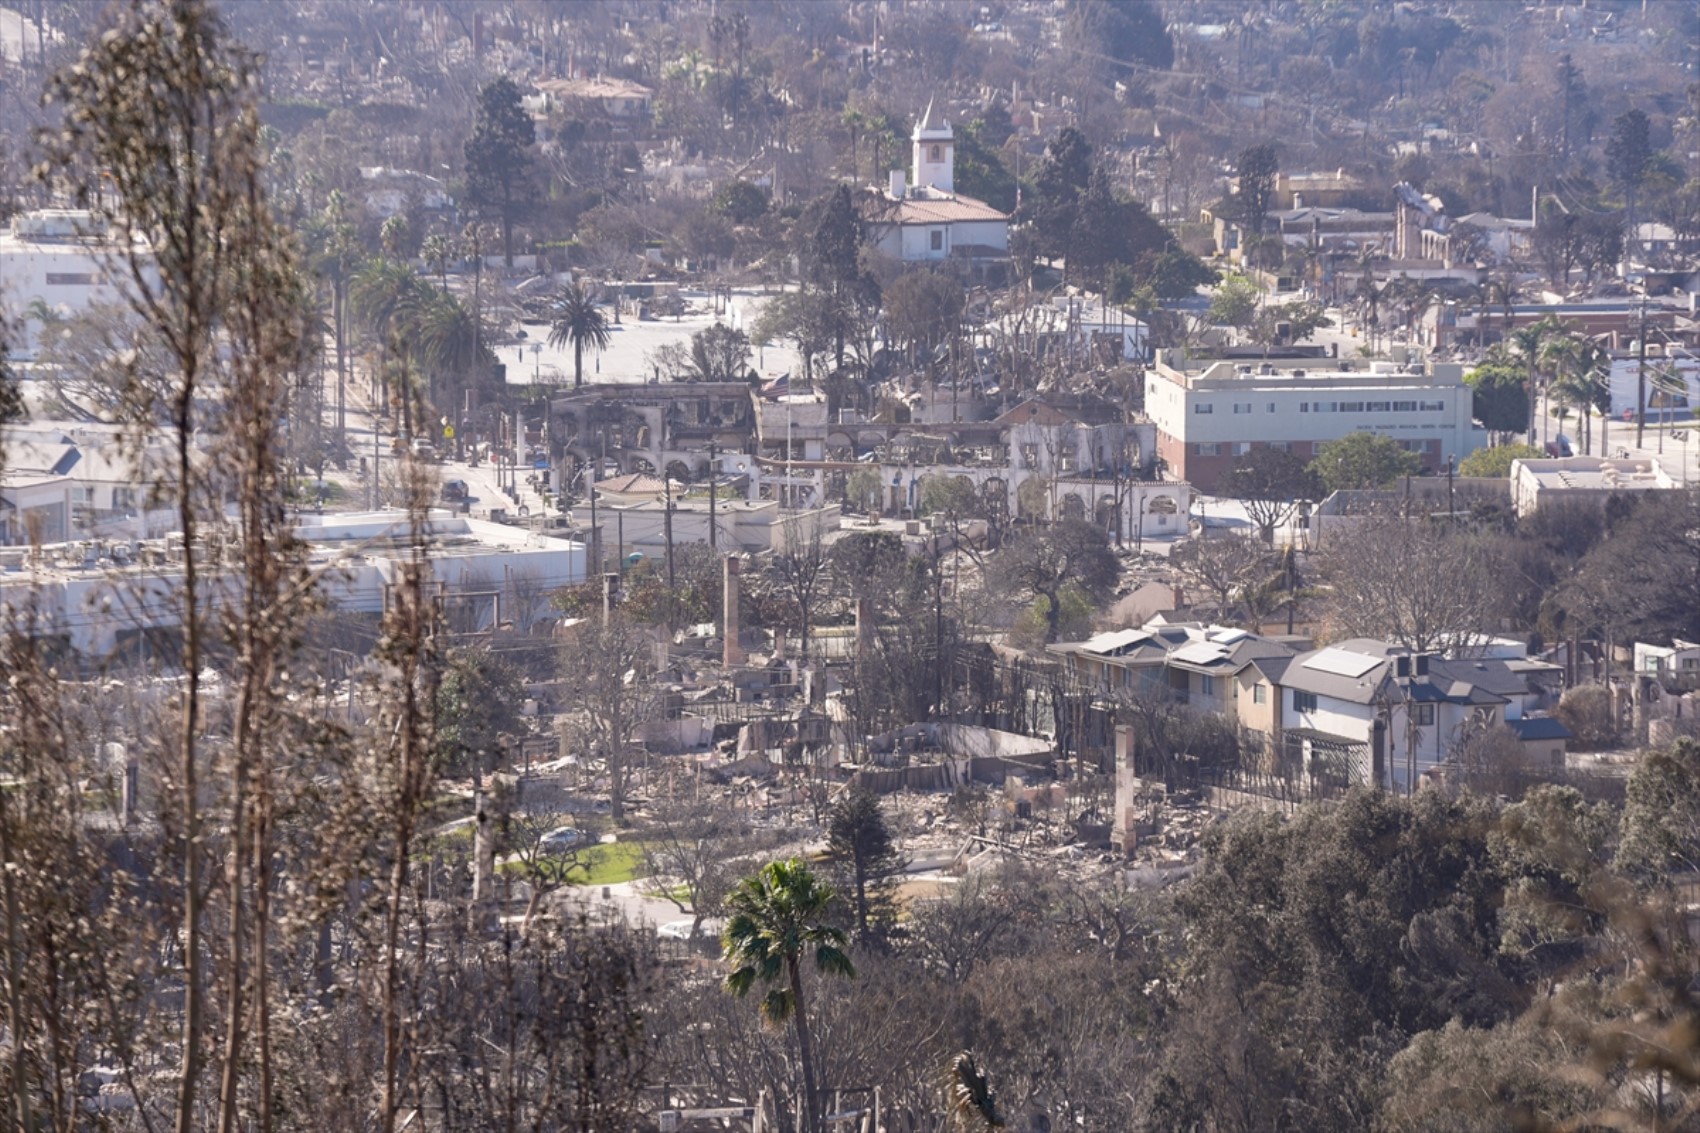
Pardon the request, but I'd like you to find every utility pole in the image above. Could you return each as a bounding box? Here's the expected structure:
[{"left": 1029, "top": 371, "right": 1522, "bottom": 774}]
[
  {"left": 1285, "top": 545, "right": 1298, "bottom": 635},
  {"left": 587, "top": 463, "right": 600, "bottom": 577},
  {"left": 1446, "top": 454, "right": 1455, "bottom": 531},
  {"left": 1637, "top": 296, "right": 1649, "bottom": 448},
  {"left": 663, "top": 471, "right": 676, "bottom": 592},
  {"left": 933, "top": 534, "right": 944, "bottom": 716},
  {"left": 371, "top": 416, "right": 381, "bottom": 510},
  {"left": 708, "top": 441, "right": 718, "bottom": 550}
]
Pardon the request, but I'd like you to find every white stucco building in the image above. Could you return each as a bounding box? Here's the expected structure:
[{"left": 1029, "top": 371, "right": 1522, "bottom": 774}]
[
  {"left": 1146, "top": 353, "right": 1488, "bottom": 490},
  {"left": 1509, "top": 455, "right": 1683, "bottom": 517},
  {"left": 0, "top": 511, "right": 589, "bottom": 659},
  {"left": 0, "top": 209, "right": 149, "bottom": 357},
  {"left": 860, "top": 100, "right": 1010, "bottom": 276}
]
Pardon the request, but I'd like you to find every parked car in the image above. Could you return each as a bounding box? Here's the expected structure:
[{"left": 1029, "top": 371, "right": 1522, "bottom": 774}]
[
  {"left": 440, "top": 479, "right": 469, "bottom": 502},
  {"left": 411, "top": 438, "right": 438, "bottom": 462},
  {"left": 538, "top": 827, "right": 583, "bottom": 853},
  {"left": 657, "top": 917, "right": 725, "bottom": 942}
]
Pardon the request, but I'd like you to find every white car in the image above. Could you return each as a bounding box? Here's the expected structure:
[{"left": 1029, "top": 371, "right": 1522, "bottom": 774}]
[
  {"left": 538, "top": 827, "right": 584, "bottom": 853},
  {"left": 657, "top": 917, "right": 725, "bottom": 942}
]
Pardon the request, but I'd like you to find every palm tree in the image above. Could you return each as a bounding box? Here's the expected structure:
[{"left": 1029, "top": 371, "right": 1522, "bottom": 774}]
[
  {"left": 420, "top": 233, "right": 452, "bottom": 288},
  {"left": 1544, "top": 332, "right": 1612, "bottom": 454},
  {"left": 304, "top": 191, "right": 361, "bottom": 448},
  {"left": 380, "top": 214, "right": 410, "bottom": 260},
  {"left": 547, "top": 283, "right": 612, "bottom": 388},
  {"left": 350, "top": 259, "right": 425, "bottom": 408},
  {"left": 947, "top": 1052, "right": 1006, "bottom": 1131},
  {"left": 722, "top": 858, "right": 855, "bottom": 1133},
  {"left": 411, "top": 290, "right": 485, "bottom": 410},
  {"left": 1353, "top": 245, "right": 1383, "bottom": 351},
  {"left": 1487, "top": 275, "right": 1519, "bottom": 341},
  {"left": 1385, "top": 275, "right": 1435, "bottom": 346},
  {"left": 1510, "top": 315, "right": 1566, "bottom": 447}
]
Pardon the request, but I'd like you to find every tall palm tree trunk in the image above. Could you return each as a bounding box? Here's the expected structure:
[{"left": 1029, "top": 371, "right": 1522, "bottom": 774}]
[{"left": 789, "top": 959, "right": 821, "bottom": 1133}]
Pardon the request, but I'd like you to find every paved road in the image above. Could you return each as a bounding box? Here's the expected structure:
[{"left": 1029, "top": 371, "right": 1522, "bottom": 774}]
[
  {"left": 313, "top": 359, "right": 559, "bottom": 522},
  {"left": 1534, "top": 398, "right": 1699, "bottom": 485}
]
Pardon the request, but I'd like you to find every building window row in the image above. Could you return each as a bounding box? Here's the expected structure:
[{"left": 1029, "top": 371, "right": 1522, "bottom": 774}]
[
  {"left": 1195, "top": 441, "right": 1313, "bottom": 458},
  {"left": 1300, "top": 400, "right": 1446, "bottom": 414},
  {"left": 1292, "top": 690, "right": 1319, "bottom": 713}
]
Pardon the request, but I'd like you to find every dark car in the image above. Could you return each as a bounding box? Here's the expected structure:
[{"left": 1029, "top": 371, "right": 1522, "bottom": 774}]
[{"left": 440, "top": 479, "right": 469, "bottom": 502}]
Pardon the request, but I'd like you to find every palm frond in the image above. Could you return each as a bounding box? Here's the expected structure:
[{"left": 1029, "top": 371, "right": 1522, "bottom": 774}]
[
  {"left": 758, "top": 985, "right": 795, "bottom": 1026},
  {"left": 813, "top": 944, "right": 856, "bottom": 979}
]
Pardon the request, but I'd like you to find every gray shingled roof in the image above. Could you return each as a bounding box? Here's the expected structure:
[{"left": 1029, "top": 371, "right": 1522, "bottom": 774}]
[{"left": 1281, "top": 640, "right": 1517, "bottom": 707}]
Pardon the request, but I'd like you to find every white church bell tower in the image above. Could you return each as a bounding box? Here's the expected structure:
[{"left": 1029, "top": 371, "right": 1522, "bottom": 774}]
[{"left": 911, "top": 98, "right": 954, "bottom": 193}]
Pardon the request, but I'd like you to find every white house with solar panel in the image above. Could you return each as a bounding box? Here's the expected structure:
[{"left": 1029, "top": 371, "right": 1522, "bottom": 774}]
[
  {"left": 1267, "top": 640, "right": 1552, "bottom": 792},
  {"left": 1055, "top": 622, "right": 1571, "bottom": 836}
]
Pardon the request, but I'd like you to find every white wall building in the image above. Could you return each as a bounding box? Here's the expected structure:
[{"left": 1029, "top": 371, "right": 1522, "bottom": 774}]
[
  {"left": 860, "top": 100, "right": 1010, "bottom": 274},
  {"left": 1275, "top": 642, "right": 1518, "bottom": 792},
  {"left": 1635, "top": 639, "right": 1700, "bottom": 679},
  {"left": 0, "top": 511, "right": 588, "bottom": 658},
  {"left": 0, "top": 423, "right": 183, "bottom": 543},
  {"left": 1146, "top": 353, "right": 1487, "bottom": 490},
  {"left": 1509, "top": 455, "right": 1683, "bottom": 517},
  {"left": 0, "top": 210, "right": 150, "bottom": 357}
]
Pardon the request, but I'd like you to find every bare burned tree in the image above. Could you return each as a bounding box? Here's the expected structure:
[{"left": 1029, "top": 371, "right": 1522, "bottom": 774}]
[
  {"left": 37, "top": 5, "right": 321, "bottom": 1130},
  {"left": 643, "top": 796, "right": 774, "bottom": 940},
  {"left": 765, "top": 517, "right": 833, "bottom": 665},
  {"left": 1170, "top": 536, "right": 1281, "bottom": 625},
  {"left": 559, "top": 613, "right": 660, "bottom": 822},
  {"left": 1315, "top": 512, "right": 1504, "bottom": 655}
]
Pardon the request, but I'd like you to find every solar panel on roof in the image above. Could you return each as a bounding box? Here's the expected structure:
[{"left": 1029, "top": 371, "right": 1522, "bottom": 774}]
[
  {"left": 1171, "top": 642, "right": 1230, "bottom": 665},
  {"left": 1302, "top": 647, "right": 1384, "bottom": 679},
  {"left": 1209, "top": 627, "right": 1250, "bottom": 644},
  {"left": 1082, "top": 629, "right": 1150, "bottom": 655}
]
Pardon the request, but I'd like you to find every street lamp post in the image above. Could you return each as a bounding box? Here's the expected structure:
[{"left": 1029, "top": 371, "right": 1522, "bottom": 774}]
[{"left": 1446, "top": 454, "right": 1456, "bottom": 531}]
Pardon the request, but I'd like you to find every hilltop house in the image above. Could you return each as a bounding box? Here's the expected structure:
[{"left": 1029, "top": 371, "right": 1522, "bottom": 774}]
[{"left": 860, "top": 100, "right": 1010, "bottom": 278}]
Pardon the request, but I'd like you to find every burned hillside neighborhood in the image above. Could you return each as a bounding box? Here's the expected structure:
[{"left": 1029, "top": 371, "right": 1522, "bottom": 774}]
[{"left": 0, "top": 0, "right": 1699, "bottom": 1129}]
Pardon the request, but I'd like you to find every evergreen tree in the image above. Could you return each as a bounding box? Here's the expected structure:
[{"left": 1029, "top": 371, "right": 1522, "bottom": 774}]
[
  {"left": 826, "top": 788, "right": 905, "bottom": 942},
  {"left": 1069, "top": 166, "right": 1124, "bottom": 289},
  {"left": 1064, "top": 0, "right": 1174, "bottom": 75},
  {"left": 1464, "top": 356, "right": 1533, "bottom": 440},
  {"left": 1606, "top": 108, "right": 1653, "bottom": 250},
  {"left": 1555, "top": 54, "right": 1590, "bottom": 165},
  {"left": 463, "top": 77, "right": 536, "bottom": 269},
  {"left": 798, "top": 184, "right": 878, "bottom": 373},
  {"left": 953, "top": 119, "right": 1017, "bottom": 212},
  {"left": 1025, "top": 127, "right": 1094, "bottom": 263},
  {"left": 1232, "top": 144, "right": 1279, "bottom": 232},
  {"left": 1310, "top": 430, "right": 1425, "bottom": 492}
]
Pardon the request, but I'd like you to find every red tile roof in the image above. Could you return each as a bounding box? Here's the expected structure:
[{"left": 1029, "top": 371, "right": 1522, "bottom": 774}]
[{"left": 862, "top": 189, "right": 1008, "bottom": 225}]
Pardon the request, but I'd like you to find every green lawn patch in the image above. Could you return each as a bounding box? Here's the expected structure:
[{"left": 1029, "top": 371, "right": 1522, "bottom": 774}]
[{"left": 566, "top": 841, "right": 649, "bottom": 887}]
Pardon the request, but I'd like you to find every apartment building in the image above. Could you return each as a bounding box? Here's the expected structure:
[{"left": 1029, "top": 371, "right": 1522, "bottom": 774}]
[
  {"left": 1145, "top": 352, "right": 1488, "bottom": 490},
  {"left": 0, "top": 209, "right": 151, "bottom": 356}
]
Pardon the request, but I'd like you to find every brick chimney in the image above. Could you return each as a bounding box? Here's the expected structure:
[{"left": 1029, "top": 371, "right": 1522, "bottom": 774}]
[{"left": 723, "top": 555, "right": 745, "bottom": 668}]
